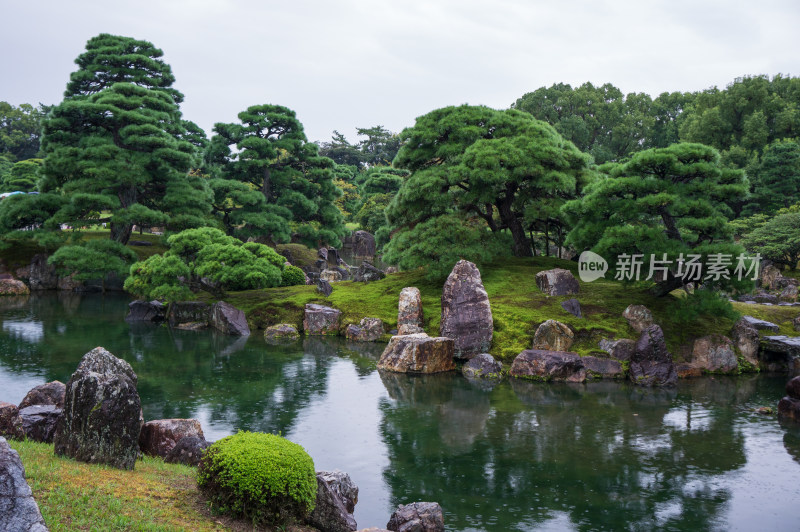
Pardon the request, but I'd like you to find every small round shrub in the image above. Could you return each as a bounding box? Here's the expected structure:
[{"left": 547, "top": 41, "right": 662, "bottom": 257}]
[
  {"left": 281, "top": 264, "right": 306, "bottom": 286},
  {"left": 197, "top": 431, "right": 316, "bottom": 525}
]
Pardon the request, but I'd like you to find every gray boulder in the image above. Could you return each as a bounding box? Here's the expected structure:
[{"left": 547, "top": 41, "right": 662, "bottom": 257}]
[
  {"left": 509, "top": 350, "right": 586, "bottom": 382},
  {"left": 318, "top": 279, "right": 333, "bottom": 297},
  {"left": 440, "top": 260, "right": 493, "bottom": 359},
  {"left": 691, "top": 335, "right": 738, "bottom": 374},
  {"left": 353, "top": 262, "right": 385, "bottom": 283},
  {"left": 561, "top": 298, "right": 582, "bottom": 318},
  {"left": 378, "top": 333, "right": 456, "bottom": 374},
  {"left": 307, "top": 470, "right": 359, "bottom": 532},
  {"left": 53, "top": 347, "right": 142, "bottom": 470},
  {"left": 19, "top": 381, "right": 65, "bottom": 409},
  {"left": 352, "top": 230, "right": 376, "bottom": 259},
  {"left": 532, "top": 320, "right": 574, "bottom": 351},
  {"left": 0, "top": 436, "right": 48, "bottom": 531},
  {"left": 210, "top": 301, "right": 250, "bottom": 336},
  {"left": 0, "top": 402, "right": 24, "bottom": 440},
  {"left": 304, "top": 304, "right": 342, "bottom": 335},
  {"left": 761, "top": 264, "right": 783, "bottom": 290},
  {"left": 139, "top": 419, "right": 205, "bottom": 459},
  {"left": 321, "top": 269, "right": 343, "bottom": 282},
  {"left": 19, "top": 406, "right": 62, "bottom": 443},
  {"left": 598, "top": 338, "right": 636, "bottom": 361},
  {"left": 125, "top": 300, "right": 166, "bottom": 323},
  {"left": 741, "top": 315, "right": 780, "bottom": 332},
  {"left": 264, "top": 323, "right": 300, "bottom": 342},
  {"left": 535, "top": 268, "right": 579, "bottom": 296},
  {"left": 345, "top": 318, "right": 385, "bottom": 342},
  {"left": 778, "top": 376, "right": 800, "bottom": 423},
  {"left": 398, "top": 287, "right": 424, "bottom": 335},
  {"left": 387, "top": 502, "right": 445, "bottom": 532},
  {"left": 462, "top": 353, "right": 503, "bottom": 379},
  {"left": 731, "top": 318, "right": 761, "bottom": 368},
  {"left": 583, "top": 356, "right": 624, "bottom": 379},
  {"left": 628, "top": 325, "right": 677, "bottom": 387},
  {"left": 622, "top": 304, "right": 654, "bottom": 332},
  {"left": 26, "top": 254, "right": 59, "bottom": 291},
  {"left": 164, "top": 436, "right": 211, "bottom": 467}
]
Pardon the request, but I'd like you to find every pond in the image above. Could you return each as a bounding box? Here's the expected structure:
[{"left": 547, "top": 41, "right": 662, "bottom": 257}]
[{"left": 1, "top": 293, "right": 800, "bottom": 531}]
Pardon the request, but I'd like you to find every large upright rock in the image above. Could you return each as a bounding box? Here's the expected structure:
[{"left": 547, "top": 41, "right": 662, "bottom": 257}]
[
  {"left": 628, "top": 325, "right": 677, "bottom": 387},
  {"left": 139, "top": 419, "right": 204, "bottom": 459},
  {"left": 598, "top": 338, "right": 636, "bottom": 361},
  {"left": 378, "top": 333, "right": 455, "bottom": 374},
  {"left": 304, "top": 304, "right": 342, "bottom": 335},
  {"left": 440, "top": 260, "right": 493, "bottom": 359},
  {"left": 26, "top": 254, "right": 59, "bottom": 290},
  {"left": 53, "top": 347, "right": 142, "bottom": 470},
  {"left": 761, "top": 264, "right": 784, "bottom": 290},
  {"left": 352, "top": 231, "right": 376, "bottom": 259},
  {"left": 19, "top": 381, "right": 65, "bottom": 409},
  {"left": 622, "top": 305, "right": 654, "bottom": 332},
  {"left": 210, "top": 301, "right": 250, "bottom": 336},
  {"left": 509, "top": 350, "right": 586, "bottom": 382},
  {"left": 386, "top": 502, "right": 445, "bottom": 532},
  {"left": 398, "top": 287, "right": 423, "bottom": 335},
  {"left": 352, "top": 262, "right": 385, "bottom": 283},
  {"left": 535, "top": 268, "right": 579, "bottom": 296},
  {"left": 0, "top": 436, "right": 48, "bottom": 532},
  {"left": 691, "top": 335, "right": 738, "bottom": 374},
  {"left": 307, "top": 470, "right": 359, "bottom": 532},
  {"left": 532, "top": 320, "right": 574, "bottom": 351},
  {"left": 731, "top": 318, "right": 761, "bottom": 368}
]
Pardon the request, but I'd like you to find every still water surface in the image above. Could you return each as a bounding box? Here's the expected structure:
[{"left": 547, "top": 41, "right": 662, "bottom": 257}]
[{"left": 1, "top": 293, "right": 800, "bottom": 531}]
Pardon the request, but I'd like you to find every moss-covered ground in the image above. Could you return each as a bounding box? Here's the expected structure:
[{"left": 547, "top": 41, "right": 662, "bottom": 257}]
[{"left": 220, "top": 256, "right": 800, "bottom": 363}]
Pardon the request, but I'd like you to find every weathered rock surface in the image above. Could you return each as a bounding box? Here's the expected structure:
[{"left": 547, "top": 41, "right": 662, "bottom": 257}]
[
  {"left": 25, "top": 254, "right": 59, "bottom": 291},
  {"left": 561, "top": 298, "right": 582, "bottom": 318},
  {"left": 731, "top": 318, "right": 761, "bottom": 368},
  {"left": 125, "top": 300, "right": 166, "bottom": 323},
  {"left": 398, "top": 287, "right": 424, "bottom": 335},
  {"left": 761, "top": 264, "right": 783, "bottom": 290},
  {"left": 321, "top": 269, "right": 343, "bottom": 282},
  {"left": 462, "top": 353, "right": 503, "bottom": 378},
  {"left": 741, "top": 315, "right": 780, "bottom": 332},
  {"left": 676, "top": 363, "right": 703, "bottom": 378},
  {"left": 378, "top": 333, "right": 455, "bottom": 374},
  {"left": 210, "top": 301, "right": 250, "bottom": 336},
  {"left": 304, "top": 304, "right": 342, "bottom": 335},
  {"left": 353, "top": 262, "right": 385, "bottom": 283},
  {"left": 583, "top": 356, "right": 624, "bottom": 379},
  {"left": 509, "top": 350, "right": 586, "bottom": 382},
  {"left": 53, "top": 347, "right": 142, "bottom": 470},
  {"left": 598, "top": 338, "right": 636, "bottom": 361},
  {"left": 622, "top": 304, "right": 654, "bottom": 332},
  {"left": 264, "top": 323, "right": 300, "bottom": 341},
  {"left": 163, "top": 435, "right": 211, "bottom": 467},
  {"left": 0, "top": 402, "right": 24, "bottom": 440},
  {"left": 440, "top": 260, "right": 493, "bottom": 359},
  {"left": 19, "top": 405, "right": 62, "bottom": 443},
  {"left": 386, "top": 502, "right": 445, "bottom": 532},
  {"left": 780, "top": 284, "right": 799, "bottom": 302},
  {"left": 307, "top": 470, "right": 359, "bottom": 532},
  {"left": 345, "top": 318, "right": 385, "bottom": 342},
  {"left": 778, "top": 376, "right": 800, "bottom": 422},
  {"left": 139, "top": 419, "right": 204, "bottom": 458},
  {"left": 794, "top": 316, "right": 800, "bottom": 332},
  {"left": 0, "top": 436, "right": 48, "bottom": 531},
  {"left": 0, "top": 278, "right": 30, "bottom": 296},
  {"left": 19, "top": 381, "right": 66, "bottom": 409},
  {"left": 691, "top": 335, "right": 738, "bottom": 374},
  {"left": 535, "top": 268, "right": 579, "bottom": 296},
  {"left": 167, "top": 302, "right": 211, "bottom": 328},
  {"left": 629, "top": 325, "right": 677, "bottom": 387},
  {"left": 352, "top": 230, "right": 376, "bottom": 259},
  {"left": 760, "top": 335, "right": 800, "bottom": 372},
  {"left": 318, "top": 279, "right": 333, "bottom": 297},
  {"left": 532, "top": 320, "right": 574, "bottom": 352}
]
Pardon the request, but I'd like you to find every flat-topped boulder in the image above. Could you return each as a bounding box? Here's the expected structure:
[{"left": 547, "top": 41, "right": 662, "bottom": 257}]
[
  {"left": 532, "top": 320, "right": 574, "bottom": 351},
  {"left": 139, "top": 419, "right": 204, "bottom": 458},
  {"left": 761, "top": 335, "right": 800, "bottom": 358},
  {"left": 0, "top": 436, "right": 48, "bottom": 531},
  {"left": 440, "top": 260, "right": 493, "bottom": 359},
  {"left": 345, "top": 318, "right": 384, "bottom": 342},
  {"left": 741, "top": 315, "right": 780, "bottom": 332},
  {"left": 398, "top": 287, "right": 424, "bottom": 335},
  {"left": 535, "top": 268, "right": 579, "bottom": 296},
  {"left": 629, "top": 325, "right": 677, "bottom": 387},
  {"left": 378, "top": 333, "right": 455, "bottom": 374},
  {"left": 509, "top": 349, "right": 586, "bottom": 382},
  {"left": 54, "top": 347, "right": 142, "bottom": 470},
  {"left": 125, "top": 300, "right": 166, "bottom": 322},
  {"left": 691, "top": 334, "right": 738, "bottom": 374},
  {"left": 583, "top": 356, "right": 624, "bottom": 379},
  {"left": 304, "top": 304, "right": 342, "bottom": 335}
]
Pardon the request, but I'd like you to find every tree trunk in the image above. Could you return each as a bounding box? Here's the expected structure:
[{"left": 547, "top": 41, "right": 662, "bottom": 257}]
[
  {"left": 496, "top": 189, "right": 531, "bottom": 257},
  {"left": 262, "top": 168, "right": 272, "bottom": 202},
  {"left": 110, "top": 222, "right": 133, "bottom": 244},
  {"left": 650, "top": 272, "right": 686, "bottom": 297},
  {"left": 658, "top": 206, "right": 683, "bottom": 244},
  {"left": 544, "top": 223, "right": 550, "bottom": 257}
]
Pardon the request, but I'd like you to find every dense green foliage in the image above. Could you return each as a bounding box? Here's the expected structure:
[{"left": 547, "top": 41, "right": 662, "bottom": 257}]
[
  {"left": 39, "top": 34, "right": 211, "bottom": 244},
  {"left": 48, "top": 239, "right": 138, "bottom": 288},
  {"left": 124, "top": 227, "right": 292, "bottom": 300},
  {"left": 206, "top": 104, "right": 346, "bottom": 247},
  {"left": 197, "top": 431, "right": 316, "bottom": 526},
  {"left": 280, "top": 264, "right": 306, "bottom": 286},
  {"left": 742, "top": 212, "right": 800, "bottom": 270},
  {"left": 318, "top": 125, "right": 402, "bottom": 168},
  {"left": 564, "top": 143, "right": 750, "bottom": 294},
  {"left": 0, "top": 158, "right": 41, "bottom": 192},
  {"left": 0, "top": 102, "right": 48, "bottom": 161}
]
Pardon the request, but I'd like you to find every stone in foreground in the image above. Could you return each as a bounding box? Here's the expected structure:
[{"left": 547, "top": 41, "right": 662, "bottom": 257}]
[
  {"left": 691, "top": 335, "right": 738, "bottom": 374},
  {"left": 304, "top": 304, "right": 342, "bottom": 335},
  {"left": 19, "top": 405, "right": 62, "bottom": 443},
  {"left": 535, "top": 268, "right": 579, "bottom": 296},
  {"left": 628, "top": 325, "right": 677, "bottom": 387},
  {"left": 0, "top": 436, "right": 48, "bottom": 532},
  {"left": 398, "top": 287, "right": 424, "bottom": 335},
  {"left": 210, "top": 301, "right": 250, "bottom": 336},
  {"left": 307, "top": 470, "right": 359, "bottom": 532},
  {"left": 345, "top": 318, "right": 385, "bottom": 342},
  {"left": 440, "top": 260, "right": 493, "bottom": 359},
  {"left": 19, "top": 381, "right": 66, "bottom": 409},
  {"left": 387, "top": 502, "right": 445, "bottom": 532},
  {"left": 164, "top": 436, "right": 211, "bottom": 467},
  {"left": 509, "top": 350, "right": 586, "bottom": 382},
  {"left": 532, "top": 320, "right": 574, "bottom": 351},
  {"left": 53, "top": 347, "right": 142, "bottom": 470},
  {"left": 462, "top": 353, "right": 503, "bottom": 379},
  {"left": 378, "top": 333, "right": 456, "bottom": 374},
  {"left": 139, "top": 419, "right": 204, "bottom": 458}
]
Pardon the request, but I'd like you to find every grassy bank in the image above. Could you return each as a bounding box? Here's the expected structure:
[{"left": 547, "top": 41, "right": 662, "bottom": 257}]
[{"left": 220, "top": 256, "right": 800, "bottom": 363}]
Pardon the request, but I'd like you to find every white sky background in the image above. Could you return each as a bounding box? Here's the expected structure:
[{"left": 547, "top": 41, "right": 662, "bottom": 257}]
[{"left": 2, "top": 0, "right": 800, "bottom": 143}]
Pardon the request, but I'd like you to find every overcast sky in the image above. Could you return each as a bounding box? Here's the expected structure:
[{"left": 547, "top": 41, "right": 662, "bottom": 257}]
[{"left": 3, "top": 0, "right": 800, "bottom": 143}]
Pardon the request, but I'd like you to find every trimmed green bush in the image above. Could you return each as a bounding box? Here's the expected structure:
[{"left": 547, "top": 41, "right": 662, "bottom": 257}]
[
  {"left": 281, "top": 264, "right": 306, "bottom": 287},
  {"left": 197, "top": 431, "right": 316, "bottom": 526}
]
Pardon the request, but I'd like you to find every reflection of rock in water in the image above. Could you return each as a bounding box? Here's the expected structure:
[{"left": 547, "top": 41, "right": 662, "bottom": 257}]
[
  {"left": 509, "top": 378, "right": 585, "bottom": 407},
  {"left": 783, "top": 429, "right": 800, "bottom": 465},
  {"left": 379, "top": 370, "right": 460, "bottom": 404},
  {"left": 215, "top": 333, "right": 249, "bottom": 357},
  {"left": 341, "top": 340, "right": 385, "bottom": 359},
  {"left": 303, "top": 336, "right": 339, "bottom": 358},
  {"left": 0, "top": 295, "right": 30, "bottom": 311},
  {"left": 437, "top": 386, "right": 491, "bottom": 451},
  {"left": 57, "top": 291, "right": 81, "bottom": 314},
  {"left": 685, "top": 375, "right": 758, "bottom": 405}
]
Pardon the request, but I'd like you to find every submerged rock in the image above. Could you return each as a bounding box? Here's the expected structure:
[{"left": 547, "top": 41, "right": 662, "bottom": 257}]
[
  {"left": 532, "top": 320, "right": 574, "bottom": 351},
  {"left": 535, "top": 268, "right": 579, "bottom": 296},
  {"left": 440, "top": 260, "right": 493, "bottom": 359},
  {"left": 778, "top": 376, "right": 800, "bottom": 423},
  {"left": 0, "top": 436, "right": 48, "bottom": 531},
  {"left": 378, "top": 333, "right": 455, "bottom": 374},
  {"left": 19, "top": 381, "right": 66, "bottom": 409},
  {"left": 509, "top": 350, "right": 586, "bottom": 382},
  {"left": 386, "top": 502, "right": 445, "bottom": 532},
  {"left": 304, "top": 304, "right": 342, "bottom": 335},
  {"left": 398, "top": 287, "right": 424, "bottom": 335},
  {"left": 307, "top": 470, "right": 359, "bottom": 532},
  {"left": 139, "top": 419, "right": 204, "bottom": 458},
  {"left": 462, "top": 353, "right": 503, "bottom": 379},
  {"left": 54, "top": 347, "right": 142, "bottom": 470},
  {"left": 628, "top": 325, "right": 677, "bottom": 387},
  {"left": 264, "top": 323, "right": 300, "bottom": 341}
]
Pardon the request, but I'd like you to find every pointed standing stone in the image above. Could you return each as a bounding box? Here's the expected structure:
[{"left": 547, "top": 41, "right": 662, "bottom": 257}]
[{"left": 440, "top": 260, "right": 493, "bottom": 359}]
